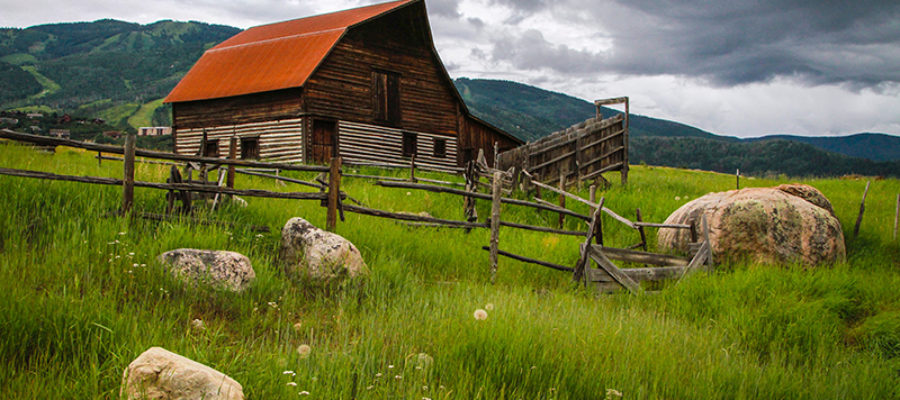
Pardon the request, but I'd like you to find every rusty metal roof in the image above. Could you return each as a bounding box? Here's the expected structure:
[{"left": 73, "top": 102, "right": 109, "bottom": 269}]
[{"left": 164, "top": 0, "right": 415, "bottom": 103}]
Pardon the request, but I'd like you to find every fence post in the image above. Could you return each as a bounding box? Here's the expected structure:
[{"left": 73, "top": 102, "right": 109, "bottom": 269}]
[
  {"left": 227, "top": 136, "right": 237, "bottom": 190},
  {"left": 736, "top": 169, "right": 740, "bottom": 190},
  {"left": 621, "top": 96, "right": 629, "bottom": 185},
  {"left": 463, "top": 160, "right": 478, "bottom": 226},
  {"left": 121, "top": 132, "right": 136, "bottom": 213},
  {"left": 558, "top": 170, "right": 566, "bottom": 229},
  {"left": 893, "top": 193, "right": 899, "bottom": 241},
  {"left": 854, "top": 181, "right": 870, "bottom": 237},
  {"left": 326, "top": 156, "right": 342, "bottom": 232},
  {"left": 589, "top": 184, "right": 597, "bottom": 203},
  {"left": 636, "top": 208, "right": 648, "bottom": 251},
  {"left": 490, "top": 171, "right": 502, "bottom": 284},
  {"left": 409, "top": 154, "right": 416, "bottom": 183},
  {"left": 493, "top": 142, "right": 499, "bottom": 170},
  {"left": 98, "top": 151, "right": 102, "bottom": 167}
]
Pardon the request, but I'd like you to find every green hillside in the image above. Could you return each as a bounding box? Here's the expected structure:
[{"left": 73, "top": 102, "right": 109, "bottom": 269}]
[
  {"left": 0, "top": 19, "right": 239, "bottom": 131},
  {"left": 748, "top": 133, "right": 900, "bottom": 162}
]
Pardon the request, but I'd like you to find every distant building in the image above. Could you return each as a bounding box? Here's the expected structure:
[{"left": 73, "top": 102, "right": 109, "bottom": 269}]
[
  {"left": 0, "top": 117, "right": 18, "bottom": 125},
  {"left": 27, "top": 113, "right": 43, "bottom": 119},
  {"left": 29, "top": 126, "right": 42, "bottom": 133},
  {"left": 49, "top": 129, "right": 70, "bottom": 139},
  {"left": 104, "top": 131, "right": 122, "bottom": 138},
  {"left": 57, "top": 114, "right": 72, "bottom": 124},
  {"left": 138, "top": 126, "right": 172, "bottom": 136}
]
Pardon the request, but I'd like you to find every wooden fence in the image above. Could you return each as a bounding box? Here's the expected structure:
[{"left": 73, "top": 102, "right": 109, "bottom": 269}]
[
  {"left": 1, "top": 126, "right": 710, "bottom": 294},
  {"left": 497, "top": 97, "right": 629, "bottom": 187}
]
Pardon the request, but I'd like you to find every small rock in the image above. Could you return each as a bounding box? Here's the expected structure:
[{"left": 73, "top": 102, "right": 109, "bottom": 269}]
[
  {"left": 158, "top": 249, "right": 255, "bottom": 292},
  {"left": 280, "top": 218, "right": 367, "bottom": 281},
  {"left": 121, "top": 347, "right": 243, "bottom": 400}
]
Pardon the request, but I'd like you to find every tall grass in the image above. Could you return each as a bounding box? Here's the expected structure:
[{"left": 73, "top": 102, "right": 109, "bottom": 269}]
[{"left": 0, "top": 142, "right": 898, "bottom": 398}]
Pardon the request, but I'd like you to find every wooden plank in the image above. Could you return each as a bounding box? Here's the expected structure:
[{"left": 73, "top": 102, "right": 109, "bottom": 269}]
[
  {"left": 341, "top": 204, "right": 488, "bottom": 228},
  {"left": 594, "top": 97, "right": 629, "bottom": 106},
  {"left": 0, "top": 129, "right": 329, "bottom": 172},
  {"left": 702, "top": 214, "right": 714, "bottom": 266},
  {"left": 235, "top": 168, "right": 325, "bottom": 190},
  {"left": 581, "top": 162, "right": 625, "bottom": 182},
  {"left": 122, "top": 132, "right": 136, "bottom": 213},
  {"left": 588, "top": 249, "right": 640, "bottom": 294},
  {"left": 591, "top": 245, "right": 690, "bottom": 267},
  {"left": 633, "top": 222, "right": 693, "bottom": 229},
  {"left": 490, "top": 171, "right": 502, "bottom": 284},
  {"left": 854, "top": 181, "right": 870, "bottom": 237},
  {"left": 498, "top": 220, "right": 586, "bottom": 236},
  {"left": 635, "top": 208, "right": 648, "bottom": 251},
  {"left": 588, "top": 265, "right": 685, "bottom": 283},
  {"left": 0, "top": 167, "right": 328, "bottom": 200},
  {"left": 682, "top": 241, "right": 710, "bottom": 277},
  {"left": 525, "top": 171, "right": 635, "bottom": 229},
  {"left": 574, "top": 199, "right": 604, "bottom": 282},
  {"left": 327, "top": 157, "right": 342, "bottom": 231},
  {"left": 480, "top": 246, "right": 573, "bottom": 272},
  {"left": 558, "top": 170, "right": 566, "bottom": 229},
  {"left": 375, "top": 180, "right": 591, "bottom": 221}
]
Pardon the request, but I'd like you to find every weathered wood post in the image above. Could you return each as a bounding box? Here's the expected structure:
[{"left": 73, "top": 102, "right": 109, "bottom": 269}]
[
  {"left": 463, "top": 160, "right": 478, "bottom": 226},
  {"left": 121, "top": 132, "right": 136, "bottom": 213},
  {"left": 493, "top": 141, "right": 499, "bottom": 170},
  {"left": 854, "top": 181, "right": 870, "bottom": 237},
  {"left": 490, "top": 171, "right": 502, "bottom": 284},
  {"left": 574, "top": 198, "right": 605, "bottom": 283},
  {"left": 98, "top": 151, "right": 102, "bottom": 167},
  {"left": 589, "top": 184, "right": 597, "bottom": 203},
  {"left": 893, "top": 193, "right": 899, "bottom": 241},
  {"left": 227, "top": 136, "right": 237, "bottom": 190},
  {"left": 736, "top": 169, "right": 740, "bottom": 190},
  {"left": 622, "top": 96, "right": 629, "bottom": 185},
  {"left": 558, "top": 169, "right": 566, "bottom": 229},
  {"left": 636, "top": 208, "right": 648, "bottom": 251},
  {"left": 411, "top": 155, "right": 417, "bottom": 181},
  {"left": 326, "top": 156, "right": 342, "bottom": 232}
]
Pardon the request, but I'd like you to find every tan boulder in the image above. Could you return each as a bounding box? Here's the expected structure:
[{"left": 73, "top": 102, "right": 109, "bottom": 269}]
[
  {"left": 658, "top": 185, "right": 845, "bottom": 266},
  {"left": 157, "top": 249, "right": 255, "bottom": 292},
  {"left": 121, "top": 347, "right": 243, "bottom": 400},
  {"left": 280, "top": 217, "right": 368, "bottom": 280}
]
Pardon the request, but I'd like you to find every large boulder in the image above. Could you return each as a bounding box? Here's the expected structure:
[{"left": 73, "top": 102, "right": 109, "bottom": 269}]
[
  {"left": 121, "top": 347, "right": 244, "bottom": 400},
  {"left": 157, "top": 249, "right": 255, "bottom": 292},
  {"left": 658, "top": 185, "right": 845, "bottom": 266},
  {"left": 280, "top": 217, "right": 368, "bottom": 280}
]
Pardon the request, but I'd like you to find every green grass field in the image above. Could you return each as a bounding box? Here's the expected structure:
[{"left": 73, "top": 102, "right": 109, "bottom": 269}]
[{"left": 0, "top": 142, "right": 898, "bottom": 399}]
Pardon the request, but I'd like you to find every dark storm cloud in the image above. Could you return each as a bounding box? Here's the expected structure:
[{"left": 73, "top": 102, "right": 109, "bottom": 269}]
[{"left": 488, "top": 0, "right": 900, "bottom": 87}]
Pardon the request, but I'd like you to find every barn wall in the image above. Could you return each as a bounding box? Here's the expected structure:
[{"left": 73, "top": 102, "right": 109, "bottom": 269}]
[
  {"left": 172, "top": 88, "right": 302, "bottom": 129},
  {"left": 175, "top": 118, "right": 304, "bottom": 163},
  {"left": 338, "top": 120, "right": 458, "bottom": 170},
  {"left": 303, "top": 5, "right": 459, "bottom": 138},
  {"left": 458, "top": 116, "right": 521, "bottom": 166}
]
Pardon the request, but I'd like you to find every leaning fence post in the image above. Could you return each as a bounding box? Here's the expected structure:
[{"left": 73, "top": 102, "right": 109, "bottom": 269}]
[
  {"left": 489, "top": 171, "right": 502, "bottom": 284},
  {"left": 854, "top": 181, "right": 870, "bottom": 237},
  {"left": 893, "top": 193, "right": 899, "bottom": 241},
  {"left": 227, "top": 136, "right": 237, "bottom": 190},
  {"left": 636, "top": 208, "right": 648, "bottom": 251},
  {"left": 326, "top": 156, "right": 342, "bottom": 232},
  {"left": 121, "top": 132, "right": 136, "bottom": 213},
  {"left": 558, "top": 169, "right": 566, "bottom": 229}
]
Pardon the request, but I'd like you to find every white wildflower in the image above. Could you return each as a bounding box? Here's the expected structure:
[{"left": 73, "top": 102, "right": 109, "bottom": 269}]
[
  {"left": 293, "top": 322, "right": 303, "bottom": 332},
  {"left": 675, "top": 196, "right": 681, "bottom": 201},
  {"left": 297, "top": 344, "right": 312, "bottom": 358},
  {"left": 298, "top": 391, "right": 310, "bottom": 395},
  {"left": 286, "top": 382, "right": 297, "bottom": 387},
  {"left": 485, "top": 303, "right": 494, "bottom": 311},
  {"left": 394, "top": 375, "right": 402, "bottom": 380},
  {"left": 375, "top": 373, "right": 383, "bottom": 378},
  {"left": 473, "top": 309, "right": 488, "bottom": 321},
  {"left": 387, "top": 364, "right": 394, "bottom": 369},
  {"left": 191, "top": 319, "right": 205, "bottom": 330},
  {"left": 605, "top": 388, "right": 623, "bottom": 399},
  {"left": 118, "top": 232, "right": 126, "bottom": 236},
  {"left": 416, "top": 353, "right": 433, "bottom": 369},
  {"left": 283, "top": 370, "right": 295, "bottom": 376}
]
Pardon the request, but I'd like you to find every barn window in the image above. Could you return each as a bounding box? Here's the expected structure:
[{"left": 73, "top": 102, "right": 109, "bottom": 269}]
[
  {"left": 374, "top": 70, "right": 400, "bottom": 125},
  {"left": 204, "top": 139, "right": 219, "bottom": 157},
  {"left": 433, "top": 138, "right": 446, "bottom": 158},
  {"left": 402, "top": 132, "right": 417, "bottom": 157},
  {"left": 241, "top": 137, "right": 260, "bottom": 160}
]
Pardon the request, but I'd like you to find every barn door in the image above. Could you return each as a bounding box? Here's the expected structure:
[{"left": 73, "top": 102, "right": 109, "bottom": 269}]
[{"left": 309, "top": 119, "right": 338, "bottom": 164}]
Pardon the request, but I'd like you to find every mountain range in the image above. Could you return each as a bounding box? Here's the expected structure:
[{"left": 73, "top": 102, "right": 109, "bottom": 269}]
[{"left": 2, "top": 19, "right": 898, "bottom": 177}]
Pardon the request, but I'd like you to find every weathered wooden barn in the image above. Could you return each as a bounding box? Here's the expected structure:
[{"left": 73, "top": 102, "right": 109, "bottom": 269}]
[{"left": 164, "top": 0, "right": 522, "bottom": 169}]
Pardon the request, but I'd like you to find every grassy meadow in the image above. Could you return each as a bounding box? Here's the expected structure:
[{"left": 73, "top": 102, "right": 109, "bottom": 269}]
[{"left": 0, "top": 142, "right": 898, "bottom": 399}]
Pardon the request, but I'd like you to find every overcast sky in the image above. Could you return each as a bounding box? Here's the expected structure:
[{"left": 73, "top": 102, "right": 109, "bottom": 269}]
[{"left": 2, "top": 0, "right": 899, "bottom": 138}]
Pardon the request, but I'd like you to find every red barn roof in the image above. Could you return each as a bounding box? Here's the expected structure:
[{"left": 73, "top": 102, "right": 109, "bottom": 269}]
[{"left": 165, "top": 0, "right": 415, "bottom": 103}]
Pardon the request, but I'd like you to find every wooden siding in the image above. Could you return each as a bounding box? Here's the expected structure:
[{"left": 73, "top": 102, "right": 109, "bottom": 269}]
[
  {"left": 303, "top": 4, "right": 459, "bottom": 137},
  {"left": 172, "top": 88, "right": 302, "bottom": 129},
  {"left": 175, "top": 118, "right": 305, "bottom": 163},
  {"left": 459, "top": 115, "right": 521, "bottom": 166},
  {"left": 338, "top": 120, "right": 458, "bottom": 170}
]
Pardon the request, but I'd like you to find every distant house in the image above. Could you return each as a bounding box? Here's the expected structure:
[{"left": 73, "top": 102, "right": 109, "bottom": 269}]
[
  {"left": 0, "top": 117, "right": 18, "bottom": 125},
  {"left": 29, "top": 126, "right": 42, "bottom": 133},
  {"left": 49, "top": 129, "right": 70, "bottom": 139},
  {"left": 104, "top": 131, "right": 122, "bottom": 139},
  {"left": 57, "top": 114, "right": 72, "bottom": 124},
  {"left": 164, "top": 0, "right": 522, "bottom": 167},
  {"left": 139, "top": 126, "right": 172, "bottom": 136},
  {"left": 27, "top": 113, "right": 43, "bottom": 119}
]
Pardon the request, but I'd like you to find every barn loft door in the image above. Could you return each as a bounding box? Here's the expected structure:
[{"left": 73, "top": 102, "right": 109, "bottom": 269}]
[{"left": 309, "top": 119, "right": 338, "bottom": 164}]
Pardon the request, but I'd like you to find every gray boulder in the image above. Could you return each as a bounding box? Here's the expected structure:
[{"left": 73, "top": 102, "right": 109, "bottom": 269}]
[
  {"left": 280, "top": 217, "right": 367, "bottom": 280},
  {"left": 121, "top": 347, "right": 244, "bottom": 400},
  {"left": 658, "top": 185, "right": 845, "bottom": 266},
  {"left": 157, "top": 249, "right": 255, "bottom": 292}
]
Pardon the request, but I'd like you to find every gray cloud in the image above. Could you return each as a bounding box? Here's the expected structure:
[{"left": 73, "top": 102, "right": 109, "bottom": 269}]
[{"left": 485, "top": 0, "right": 900, "bottom": 87}]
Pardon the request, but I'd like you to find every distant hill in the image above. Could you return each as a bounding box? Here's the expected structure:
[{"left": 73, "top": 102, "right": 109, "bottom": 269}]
[
  {"left": 747, "top": 133, "right": 900, "bottom": 162},
  {"left": 0, "top": 19, "right": 240, "bottom": 130},
  {"left": 454, "top": 78, "right": 726, "bottom": 142}
]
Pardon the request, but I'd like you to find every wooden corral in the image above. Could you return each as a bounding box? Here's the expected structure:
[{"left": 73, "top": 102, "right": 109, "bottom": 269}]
[
  {"left": 497, "top": 97, "right": 629, "bottom": 186},
  {"left": 165, "top": 0, "right": 522, "bottom": 171}
]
